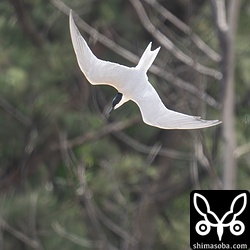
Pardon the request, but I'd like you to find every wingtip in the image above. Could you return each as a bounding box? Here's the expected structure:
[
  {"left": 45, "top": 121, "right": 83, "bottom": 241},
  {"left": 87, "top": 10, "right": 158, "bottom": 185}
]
[
  {"left": 210, "top": 119, "right": 222, "bottom": 125},
  {"left": 214, "top": 120, "right": 222, "bottom": 125},
  {"left": 69, "top": 9, "right": 74, "bottom": 27},
  {"left": 69, "top": 9, "right": 73, "bottom": 20},
  {"left": 69, "top": 10, "right": 77, "bottom": 28},
  {"left": 207, "top": 120, "right": 222, "bottom": 129},
  {"left": 69, "top": 9, "right": 80, "bottom": 39},
  {"left": 154, "top": 46, "right": 161, "bottom": 53},
  {"left": 146, "top": 42, "right": 152, "bottom": 51},
  {"left": 194, "top": 117, "right": 222, "bottom": 127}
]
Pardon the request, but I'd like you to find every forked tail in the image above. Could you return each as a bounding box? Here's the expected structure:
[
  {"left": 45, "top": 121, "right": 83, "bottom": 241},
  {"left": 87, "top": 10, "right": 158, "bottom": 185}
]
[{"left": 136, "top": 42, "right": 160, "bottom": 73}]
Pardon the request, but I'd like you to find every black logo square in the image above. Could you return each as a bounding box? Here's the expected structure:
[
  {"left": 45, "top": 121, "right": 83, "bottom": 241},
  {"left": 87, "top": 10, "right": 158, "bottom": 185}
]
[{"left": 190, "top": 190, "right": 250, "bottom": 250}]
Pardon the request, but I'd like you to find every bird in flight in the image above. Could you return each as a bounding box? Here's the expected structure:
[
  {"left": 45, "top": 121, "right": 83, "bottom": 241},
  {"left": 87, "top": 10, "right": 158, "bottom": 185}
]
[{"left": 69, "top": 10, "right": 221, "bottom": 129}]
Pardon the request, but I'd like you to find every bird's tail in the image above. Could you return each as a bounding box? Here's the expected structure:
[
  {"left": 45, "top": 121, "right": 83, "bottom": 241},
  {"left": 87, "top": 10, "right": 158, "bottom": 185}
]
[{"left": 136, "top": 42, "right": 160, "bottom": 73}]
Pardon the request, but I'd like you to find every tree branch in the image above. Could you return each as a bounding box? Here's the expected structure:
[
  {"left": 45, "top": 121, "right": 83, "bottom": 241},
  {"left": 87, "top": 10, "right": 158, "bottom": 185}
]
[
  {"left": 0, "top": 94, "right": 32, "bottom": 127},
  {"left": 145, "top": 0, "right": 221, "bottom": 62},
  {"left": 235, "top": 143, "right": 250, "bottom": 159},
  {"left": 211, "top": 0, "right": 241, "bottom": 189},
  {"left": 52, "top": 221, "right": 97, "bottom": 248},
  {"left": 0, "top": 217, "right": 40, "bottom": 249},
  {"left": 130, "top": 0, "right": 222, "bottom": 79},
  {"left": 64, "top": 116, "right": 141, "bottom": 149},
  {"left": 94, "top": 202, "right": 136, "bottom": 245},
  {"left": 113, "top": 131, "right": 192, "bottom": 160},
  {"left": 211, "top": 0, "right": 228, "bottom": 32}
]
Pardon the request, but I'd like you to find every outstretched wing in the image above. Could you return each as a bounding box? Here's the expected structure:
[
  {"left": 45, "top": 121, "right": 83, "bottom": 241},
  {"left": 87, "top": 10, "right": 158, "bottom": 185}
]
[
  {"left": 132, "top": 79, "right": 221, "bottom": 129},
  {"left": 69, "top": 10, "right": 129, "bottom": 87}
]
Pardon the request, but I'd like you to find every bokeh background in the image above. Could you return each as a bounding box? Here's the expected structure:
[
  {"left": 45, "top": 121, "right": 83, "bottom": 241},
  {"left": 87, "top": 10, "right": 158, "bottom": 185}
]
[{"left": 0, "top": 0, "right": 249, "bottom": 249}]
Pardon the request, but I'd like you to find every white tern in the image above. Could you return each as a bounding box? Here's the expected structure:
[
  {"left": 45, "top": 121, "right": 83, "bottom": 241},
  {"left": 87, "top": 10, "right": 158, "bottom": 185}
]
[{"left": 69, "top": 10, "right": 221, "bottom": 129}]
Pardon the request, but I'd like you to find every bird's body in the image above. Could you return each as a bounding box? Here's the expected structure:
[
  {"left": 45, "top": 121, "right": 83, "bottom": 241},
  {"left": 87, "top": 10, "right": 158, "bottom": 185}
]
[{"left": 69, "top": 10, "right": 221, "bottom": 129}]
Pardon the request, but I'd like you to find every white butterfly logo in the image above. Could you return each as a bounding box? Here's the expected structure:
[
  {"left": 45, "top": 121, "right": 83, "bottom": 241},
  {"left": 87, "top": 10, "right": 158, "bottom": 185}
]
[{"left": 193, "top": 193, "right": 247, "bottom": 241}]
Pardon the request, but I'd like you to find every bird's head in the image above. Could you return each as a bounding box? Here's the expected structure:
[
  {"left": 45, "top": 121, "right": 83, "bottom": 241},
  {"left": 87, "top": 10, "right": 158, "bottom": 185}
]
[{"left": 108, "top": 92, "right": 128, "bottom": 115}]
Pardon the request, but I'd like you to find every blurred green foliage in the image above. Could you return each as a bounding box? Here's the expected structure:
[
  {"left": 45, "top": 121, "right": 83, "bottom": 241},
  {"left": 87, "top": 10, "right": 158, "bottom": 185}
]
[{"left": 0, "top": 0, "right": 249, "bottom": 249}]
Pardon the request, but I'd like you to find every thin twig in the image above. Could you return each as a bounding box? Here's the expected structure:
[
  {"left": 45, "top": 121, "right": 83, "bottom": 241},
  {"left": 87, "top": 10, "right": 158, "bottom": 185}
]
[
  {"left": 113, "top": 131, "right": 192, "bottom": 160},
  {"left": 29, "top": 193, "right": 44, "bottom": 250},
  {"left": 149, "top": 64, "right": 221, "bottom": 109},
  {"left": 146, "top": 142, "right": 162, "bottom": 164},
  {"left": 100, "top": 160, "right": 127, "bottom": 205},
  {"left": 193, "top": 131, "right": 222, "bottom": 188},
  {"left": 211, "top": 0, "right": 228, "bottom": 32},
  {"left": 63, "top": 117, "right": 141, "bottom": 149},
  {"left": 94, "top": 204, "right": 136, "bottom": 245},
  {"left": 0, "top": 94, "right": 32, "bottom": 127},
  {"left": 0, "top": 217, "right": 40, "bottom": 249},
  {"left": 130, "top": 0, "right": 222, "bottom": 79},
  {"left": 52, "top": 221, "right": 97, "bottom": 248},
  {"left": 191, "top": 134, "right": 200, "bottom": 189},
  {"left": 235, "top": 143, "right": 250, "bottom": 158}
]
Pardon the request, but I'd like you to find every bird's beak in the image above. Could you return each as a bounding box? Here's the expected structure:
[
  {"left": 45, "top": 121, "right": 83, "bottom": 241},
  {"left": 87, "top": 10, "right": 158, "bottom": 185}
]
[{"left": 107, "top": 106, "right": 114, "bottom": 116}]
